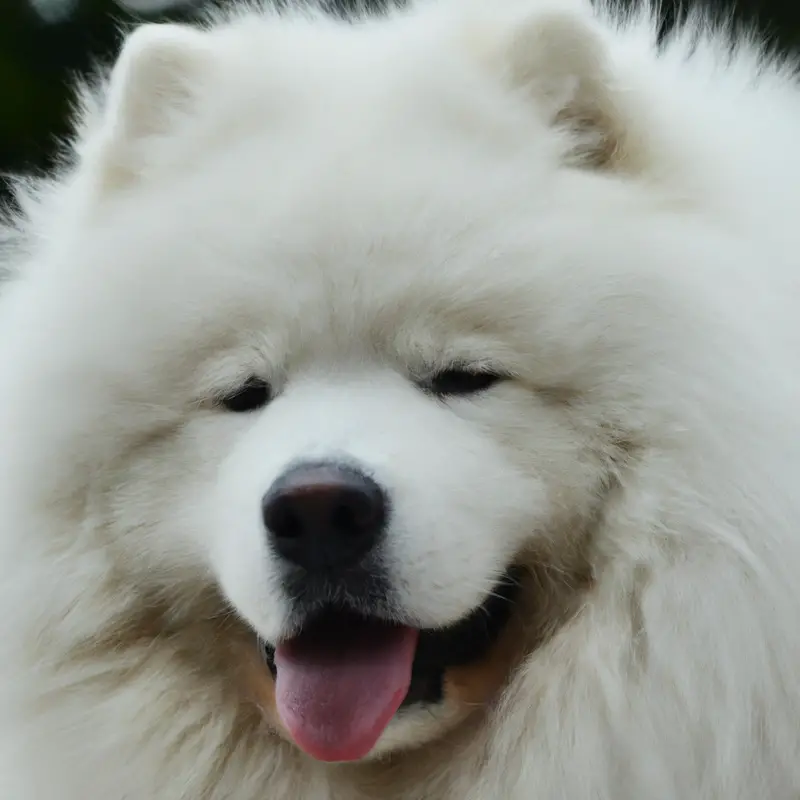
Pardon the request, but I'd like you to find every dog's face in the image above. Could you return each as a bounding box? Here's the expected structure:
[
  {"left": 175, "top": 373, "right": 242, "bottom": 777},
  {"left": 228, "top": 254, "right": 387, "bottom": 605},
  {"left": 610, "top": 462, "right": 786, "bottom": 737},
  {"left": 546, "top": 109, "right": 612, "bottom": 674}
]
[{"left": 0, "top": 4, "right": 710, "bottom": 765}]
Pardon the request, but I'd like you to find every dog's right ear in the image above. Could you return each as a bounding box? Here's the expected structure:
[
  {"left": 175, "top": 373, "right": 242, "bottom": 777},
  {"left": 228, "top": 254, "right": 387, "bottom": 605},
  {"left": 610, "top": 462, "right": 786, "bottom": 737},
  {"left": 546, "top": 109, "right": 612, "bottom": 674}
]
[
  {"left": 84, "top": 24, "right": 214, "bottom": 189},
  {"left": 465, "top": 2, "right": 647, "bottom": 172}
]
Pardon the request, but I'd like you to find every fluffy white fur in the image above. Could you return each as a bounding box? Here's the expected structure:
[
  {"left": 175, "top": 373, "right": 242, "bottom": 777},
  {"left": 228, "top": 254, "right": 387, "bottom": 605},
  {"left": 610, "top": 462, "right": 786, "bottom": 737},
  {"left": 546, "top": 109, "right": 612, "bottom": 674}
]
[{"left": 2, "top": 0, "right": 800, "bottom": 796}]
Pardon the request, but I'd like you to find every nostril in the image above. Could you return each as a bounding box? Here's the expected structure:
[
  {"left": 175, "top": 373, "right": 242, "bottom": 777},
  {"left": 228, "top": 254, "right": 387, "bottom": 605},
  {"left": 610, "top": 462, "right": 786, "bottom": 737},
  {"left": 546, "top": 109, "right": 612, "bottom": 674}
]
[
  {"left": 331, "top": 490, "right": 383, "bottom": 536},
  {"left": 265, "top": 497, "right": 302, "bottom": 540},
  {"left": 331, "top": 501, "right": 355, "bottom": 534}
]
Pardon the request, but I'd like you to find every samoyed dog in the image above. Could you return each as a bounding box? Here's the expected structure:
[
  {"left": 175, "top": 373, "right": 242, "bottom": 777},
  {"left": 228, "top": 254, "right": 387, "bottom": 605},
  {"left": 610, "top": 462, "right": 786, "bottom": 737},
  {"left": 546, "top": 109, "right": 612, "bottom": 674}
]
[{"left": 1, "top": 0, "right": 800, "bottom": 796}]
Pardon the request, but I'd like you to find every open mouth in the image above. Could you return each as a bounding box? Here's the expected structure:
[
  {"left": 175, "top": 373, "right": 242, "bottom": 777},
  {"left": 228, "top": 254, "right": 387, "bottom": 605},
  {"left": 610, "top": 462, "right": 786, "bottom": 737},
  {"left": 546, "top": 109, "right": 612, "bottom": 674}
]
[{"left": 260, "top": 565, "right": 525, "bottom": 762}]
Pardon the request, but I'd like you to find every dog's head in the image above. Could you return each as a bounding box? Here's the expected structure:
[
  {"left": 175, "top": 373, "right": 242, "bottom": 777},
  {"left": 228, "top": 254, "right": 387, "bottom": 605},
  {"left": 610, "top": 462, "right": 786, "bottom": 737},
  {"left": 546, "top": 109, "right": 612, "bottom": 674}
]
[{"left": 0, "top": 0, "right": 736, "bottom": 765}]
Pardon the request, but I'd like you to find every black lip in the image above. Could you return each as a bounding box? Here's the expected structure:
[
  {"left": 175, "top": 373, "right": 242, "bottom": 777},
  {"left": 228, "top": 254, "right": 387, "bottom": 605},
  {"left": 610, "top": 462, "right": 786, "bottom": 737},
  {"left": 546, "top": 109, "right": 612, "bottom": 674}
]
[{"left": 260, "top": 564, "right": 525, "bottom": 709}]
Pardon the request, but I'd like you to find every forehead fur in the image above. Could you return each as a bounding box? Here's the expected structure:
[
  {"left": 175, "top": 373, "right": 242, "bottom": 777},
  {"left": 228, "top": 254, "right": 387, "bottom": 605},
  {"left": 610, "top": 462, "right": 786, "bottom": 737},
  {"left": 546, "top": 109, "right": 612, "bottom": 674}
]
[
  {"left": 4, "top": 0, "right": 672, "bottom": 382},
  {"left": 10, "top": 0, "right": 660, "bottom": 273}
]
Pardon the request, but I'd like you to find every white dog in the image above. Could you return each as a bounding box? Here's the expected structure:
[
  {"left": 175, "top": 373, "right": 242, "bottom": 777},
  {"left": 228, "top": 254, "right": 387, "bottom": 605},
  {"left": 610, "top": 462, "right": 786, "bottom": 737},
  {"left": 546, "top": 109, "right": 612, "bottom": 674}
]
[{"left": 1, "top": 0, "right": 800, "bottom": 797}]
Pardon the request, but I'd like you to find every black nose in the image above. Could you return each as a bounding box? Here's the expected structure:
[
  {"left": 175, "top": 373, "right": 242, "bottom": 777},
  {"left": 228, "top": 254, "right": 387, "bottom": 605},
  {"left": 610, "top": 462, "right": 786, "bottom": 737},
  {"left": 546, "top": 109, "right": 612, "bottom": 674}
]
[{"left": 262, "top": 462, "right": 387, "bottom": 573}]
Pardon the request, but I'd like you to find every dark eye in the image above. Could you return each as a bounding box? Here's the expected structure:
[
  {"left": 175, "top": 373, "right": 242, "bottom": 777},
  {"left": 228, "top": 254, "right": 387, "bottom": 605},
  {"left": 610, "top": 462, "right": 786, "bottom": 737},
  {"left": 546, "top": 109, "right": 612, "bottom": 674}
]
[
  {"left": 427, "top": 368, "right": 503, "bottom": 397},
  {"left": 219, "top": 377, "right": 272, "bottom": 412}
]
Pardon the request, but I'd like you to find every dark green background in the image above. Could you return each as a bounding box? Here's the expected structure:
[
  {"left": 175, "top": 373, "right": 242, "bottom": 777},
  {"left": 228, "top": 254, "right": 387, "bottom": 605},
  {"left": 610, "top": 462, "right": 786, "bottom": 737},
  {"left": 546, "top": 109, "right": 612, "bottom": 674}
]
[{"left": 1, "top": 0, "right": 799, "bottom": 191}]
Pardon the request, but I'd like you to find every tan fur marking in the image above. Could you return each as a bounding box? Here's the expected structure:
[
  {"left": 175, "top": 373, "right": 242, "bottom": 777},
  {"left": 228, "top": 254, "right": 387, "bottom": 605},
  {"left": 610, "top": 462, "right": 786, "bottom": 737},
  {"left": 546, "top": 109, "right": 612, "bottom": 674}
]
[{"left": 443, "top": 605, "right": 528, "bottom": 709}]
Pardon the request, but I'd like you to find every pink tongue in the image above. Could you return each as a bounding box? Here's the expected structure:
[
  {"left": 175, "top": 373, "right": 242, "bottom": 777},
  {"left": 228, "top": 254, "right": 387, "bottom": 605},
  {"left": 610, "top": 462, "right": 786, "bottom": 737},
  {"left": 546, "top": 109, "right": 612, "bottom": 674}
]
[{"left": 274, "top": 616, "right": 418, "bottom": 763}]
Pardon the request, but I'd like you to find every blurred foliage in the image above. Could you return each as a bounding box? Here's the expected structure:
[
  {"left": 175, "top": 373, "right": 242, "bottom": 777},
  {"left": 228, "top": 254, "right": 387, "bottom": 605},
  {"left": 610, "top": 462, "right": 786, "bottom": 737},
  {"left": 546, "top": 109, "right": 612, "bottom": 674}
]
[
  {"left": 1, "top": 0, "right": 799, "bottom": 193},
  {"left": 0, "top": 0, "right": 197, "bottom": 188}
]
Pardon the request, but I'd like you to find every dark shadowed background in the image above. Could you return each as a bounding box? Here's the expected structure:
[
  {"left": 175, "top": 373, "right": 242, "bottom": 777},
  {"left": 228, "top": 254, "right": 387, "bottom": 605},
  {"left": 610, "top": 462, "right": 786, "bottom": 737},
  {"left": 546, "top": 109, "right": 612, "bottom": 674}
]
[{"left": 1, "top": 0, "right": 799, "bottom": 197}]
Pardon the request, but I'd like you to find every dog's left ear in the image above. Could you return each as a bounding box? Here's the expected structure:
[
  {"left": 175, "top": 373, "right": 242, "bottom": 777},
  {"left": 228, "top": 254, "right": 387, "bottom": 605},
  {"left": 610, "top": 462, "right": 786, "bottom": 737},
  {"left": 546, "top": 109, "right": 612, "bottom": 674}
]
[
  {"left": 84, "top": 23, "right": 215, "bottom": 190},
  {"left": 472, "top": 4, "right": 642, "bottom": 170}
]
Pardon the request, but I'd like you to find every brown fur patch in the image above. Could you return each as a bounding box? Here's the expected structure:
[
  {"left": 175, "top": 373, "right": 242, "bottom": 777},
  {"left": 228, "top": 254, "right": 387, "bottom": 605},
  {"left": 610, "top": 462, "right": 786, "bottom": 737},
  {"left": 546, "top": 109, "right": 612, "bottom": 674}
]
[
  {"left": 444, "top": 551, "right": 594, "bottom": 712},
  {"left": 443, "top": 597, "right": 528, "bottom": 709}
]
